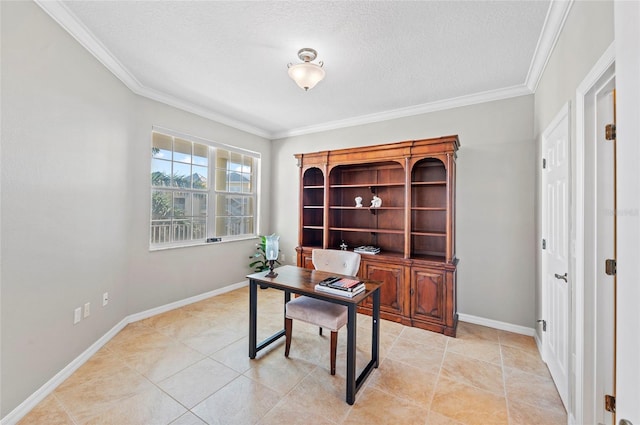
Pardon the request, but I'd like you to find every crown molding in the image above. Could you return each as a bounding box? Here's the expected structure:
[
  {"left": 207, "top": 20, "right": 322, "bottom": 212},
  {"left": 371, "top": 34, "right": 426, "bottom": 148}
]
[
  {"left": 36, "top": 0, "right": 560, "bottom": 141},
  {"left": 34, "top": 0, "right": 271, "bottom": 139},
  {"left": 133, "top": 84, "right": 272, "bottom": 139},
  {"left": 33, "top": 0, "right": 142, "bottom": 89},
  {"left": 525, "top": 0, "right": 574, "bottom": 92},
  {"left": 273, "top": 84, "right": 533, "bottom": 139}
]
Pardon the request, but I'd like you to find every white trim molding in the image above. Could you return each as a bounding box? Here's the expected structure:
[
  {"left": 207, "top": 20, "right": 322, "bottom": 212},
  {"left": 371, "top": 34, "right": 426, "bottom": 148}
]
[
  {"left": 574, "top": 42, "right": 615, "bottom": 425},
  {"left": 526, "top": 0, "right": 574, "bottom": 92},
  {"left": 457, "top": 313, "right": 536, "bottom": 337},
  {"left": 35, "top": 0, "right": 572, "bottom": 140},
  {"left": 0, "top": 280, "right": 249, "bottom": 425},
  {"left": 4, "top": 288, "right": 536, "bottom": 424},
  {"left": 33, "top": 0, "right": 271, "bottom": 139},
  {"left": 272, "top": 85, "right": 532, "bottom": 139},
  {"left": 0, "top": 318, "right": 129, "bottom": 425}
]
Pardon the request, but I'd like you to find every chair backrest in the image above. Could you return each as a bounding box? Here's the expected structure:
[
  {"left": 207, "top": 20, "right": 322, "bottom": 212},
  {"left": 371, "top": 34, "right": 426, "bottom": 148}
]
[{"left": 312, "top": 249, "right": 361, "bottom": 276}]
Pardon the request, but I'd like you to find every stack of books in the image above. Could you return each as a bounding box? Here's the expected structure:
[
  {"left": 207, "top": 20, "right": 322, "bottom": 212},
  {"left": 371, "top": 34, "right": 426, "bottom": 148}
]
[
  {"left": 353, "top": 245, "right": 380, "bottom": 255},
  {"left": 315, "top": 276, "right": 366, "bottom": 297}
]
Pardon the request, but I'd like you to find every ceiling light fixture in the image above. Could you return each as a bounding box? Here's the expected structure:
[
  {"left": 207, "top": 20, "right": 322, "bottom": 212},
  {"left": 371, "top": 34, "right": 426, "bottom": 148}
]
[{"left": 287, "top": 48, "right": 325, "bottom": 91}]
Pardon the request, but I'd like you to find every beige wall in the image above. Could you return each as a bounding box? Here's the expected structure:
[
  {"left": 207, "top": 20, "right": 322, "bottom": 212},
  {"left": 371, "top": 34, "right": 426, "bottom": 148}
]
[
  {"left": 1, "top": 0, "right": 618, "bottom": 419},
  {"left": 273, "top": 95, "right": 536, "bottom": 328},
  {"left": 0, "top": 1, "right": 270, "bottom": 416}
]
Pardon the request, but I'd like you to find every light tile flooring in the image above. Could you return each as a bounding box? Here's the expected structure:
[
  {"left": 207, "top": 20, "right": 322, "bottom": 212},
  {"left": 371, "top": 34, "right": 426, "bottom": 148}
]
[{"left": 18, "top": 286, "right": 566, "bottom": 425}]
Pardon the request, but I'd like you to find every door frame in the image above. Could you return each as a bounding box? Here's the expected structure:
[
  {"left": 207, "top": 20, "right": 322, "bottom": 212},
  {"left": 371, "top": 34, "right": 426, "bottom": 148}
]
[
  {"left": 574, "top": 42, "right": 615, "bottom": 425},
  {"left": 614, "top": 1, "right": 640, "bottom": 422}
]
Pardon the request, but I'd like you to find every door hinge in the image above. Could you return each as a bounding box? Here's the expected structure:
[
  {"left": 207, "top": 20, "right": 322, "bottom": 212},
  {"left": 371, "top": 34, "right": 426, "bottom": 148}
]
[
  {"left": 605, "top": 394, "right": 616, "bottom": 413},
  {"left": 542, "top": 239, "right": 546, "bottom": 250},
  {"left": 542, "top": 158, "right": 547, "bottom": 169},
  {"left": 605, "top": 124, "right": 617, "bottom": 141},
  {"left": 605, "top": 259, "right": 617, "bottom": 276},
  {"left": 410, "top": 288, "right": 415, "bottom": 296},
  {"left": 537, "top": 319, "right": 547, "bottom": 332}
]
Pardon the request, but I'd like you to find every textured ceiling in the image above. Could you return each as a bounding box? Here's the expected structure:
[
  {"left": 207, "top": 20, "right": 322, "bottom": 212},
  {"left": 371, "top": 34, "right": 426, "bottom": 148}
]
[{"left": 39, "top": 1, "right": 561, "bottom": 138}]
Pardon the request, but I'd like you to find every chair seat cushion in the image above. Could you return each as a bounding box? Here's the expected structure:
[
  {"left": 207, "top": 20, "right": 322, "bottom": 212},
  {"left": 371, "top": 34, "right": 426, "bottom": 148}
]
[{"left": 285, "top": 296, "right": 348, "bottom": 331}]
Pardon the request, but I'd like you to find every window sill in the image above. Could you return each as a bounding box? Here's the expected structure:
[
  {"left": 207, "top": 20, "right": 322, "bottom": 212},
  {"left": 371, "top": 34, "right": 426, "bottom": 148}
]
[{"left": 149, "top": 235, "right": 257, "bottom": 252}]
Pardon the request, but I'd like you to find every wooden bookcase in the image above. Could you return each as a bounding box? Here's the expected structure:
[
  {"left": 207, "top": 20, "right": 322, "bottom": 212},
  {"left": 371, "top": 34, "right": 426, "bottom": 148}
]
[{"left": 295, "top": 136, "right": 459, "bottom": 336}]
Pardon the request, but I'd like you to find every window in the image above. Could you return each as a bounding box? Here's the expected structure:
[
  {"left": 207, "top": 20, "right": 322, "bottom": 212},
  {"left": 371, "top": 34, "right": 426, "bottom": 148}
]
[
  {"left": 150, "top": 129, "right": 259, "bottom": 248},
  {"left": 215, "top": 150, "right": 255, "bottom": 237}
]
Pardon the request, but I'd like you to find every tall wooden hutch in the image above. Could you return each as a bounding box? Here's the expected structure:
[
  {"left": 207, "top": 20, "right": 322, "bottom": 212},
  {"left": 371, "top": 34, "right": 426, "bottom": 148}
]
[{"left": 295, "top": 136, "right": 459, "bottom": 336}]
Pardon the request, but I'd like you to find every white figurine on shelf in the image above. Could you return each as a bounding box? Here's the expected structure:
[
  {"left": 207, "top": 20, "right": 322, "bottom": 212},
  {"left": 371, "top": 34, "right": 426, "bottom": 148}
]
[
  {"left": 355, "top": 196, "right": 363, "bottom": 208},
  {"left": 371, "top": 195, "right": 382, "bottom": 208}
]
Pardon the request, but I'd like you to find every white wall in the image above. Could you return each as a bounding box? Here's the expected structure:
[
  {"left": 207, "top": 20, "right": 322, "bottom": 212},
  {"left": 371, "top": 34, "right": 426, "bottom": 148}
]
[
  {"left": 614, "top": 1, "right": 640, "bottom": 420},
  {"left": 0, "top": 1, "right": 270, "bottom": 417},
  {"left": 272, "top": 95, "right": 536, "bottom": 328}
]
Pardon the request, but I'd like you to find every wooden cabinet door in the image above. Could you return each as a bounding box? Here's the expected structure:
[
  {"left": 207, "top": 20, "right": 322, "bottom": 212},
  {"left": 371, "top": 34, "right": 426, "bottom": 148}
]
[
  {"left": 297, "top": 250, "right": 314, "bottom": 270},
  {"left": 361, "top": 260, "right": 407, "bottom": 316},
  {"left": 411, "top": 267, "right": 446, "bottom": 323}
]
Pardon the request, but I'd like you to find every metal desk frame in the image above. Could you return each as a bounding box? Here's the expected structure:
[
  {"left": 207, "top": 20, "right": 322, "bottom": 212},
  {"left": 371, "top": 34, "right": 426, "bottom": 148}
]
[{"left": 248, "top": 265, "right": 381, "bottom": 405}]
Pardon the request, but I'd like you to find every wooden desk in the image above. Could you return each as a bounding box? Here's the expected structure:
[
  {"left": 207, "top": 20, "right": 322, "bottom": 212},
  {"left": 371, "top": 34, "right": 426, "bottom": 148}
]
[{"left": 247, "top": 265, "right": 382, "bottom": 405}]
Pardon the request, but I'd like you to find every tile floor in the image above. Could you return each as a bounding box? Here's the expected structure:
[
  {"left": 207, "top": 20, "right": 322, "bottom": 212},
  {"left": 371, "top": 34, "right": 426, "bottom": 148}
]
[{"left": 18, "top": 286, "right": 566, "bottom": 425}]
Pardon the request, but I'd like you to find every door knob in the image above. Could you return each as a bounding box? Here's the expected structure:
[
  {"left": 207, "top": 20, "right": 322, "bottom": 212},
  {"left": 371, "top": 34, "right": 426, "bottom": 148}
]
[
  {"left": 554, "top": 273, "right": 568, "bottom": 282},
  {"left": 619, "top": 420, "right": 633, "bottom": 425}
]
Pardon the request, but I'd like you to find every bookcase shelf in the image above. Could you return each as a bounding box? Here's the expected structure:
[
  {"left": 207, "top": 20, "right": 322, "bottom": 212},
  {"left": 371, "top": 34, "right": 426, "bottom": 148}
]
[
  {"left": 329, "top": 206, "right": 405, "bottom": 210},
  {"left": 329, "top": 227, "right": 405, "bottom": 234},
  {"left": 295, "top": 136, "right": 459, "bottom": 336},
  {"left": 329, "top": 182, "right": 405, "bottom": 189},
  {"left": 411, "top": 231, "right": 447, "bottom": 237},
  {"left": 411, "top": 181, "right": 447, "bottom": 186}
]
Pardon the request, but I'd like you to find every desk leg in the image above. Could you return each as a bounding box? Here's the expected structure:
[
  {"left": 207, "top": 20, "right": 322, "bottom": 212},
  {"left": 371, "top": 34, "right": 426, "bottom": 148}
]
[
  {"left": 346, "top": 304, "right": 357, "bottom": 405},
  {"left": 249, "top": 279, "right": 257, "bottom": 359},
  {"left": 283, "top": 290, "right": 291, "bottom": 324},
  {"left": 372, "top": 288, "right": 380, "bottom": 367}
]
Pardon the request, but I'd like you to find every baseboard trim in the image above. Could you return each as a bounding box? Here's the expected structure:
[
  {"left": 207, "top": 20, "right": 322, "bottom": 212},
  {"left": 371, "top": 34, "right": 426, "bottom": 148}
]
[
  {"left": 0, "top": 317, "right": 129, "bottom": 425},
  {"left": 127, "top": 280, "right": 248, "bottom": 323},
  {"left": 534, "top": 331, "right": 543, "bottom": 353},
  {"left": 457, "top": 313, "right": 536, "bottom": 336},
  {"left": 0, "top": 280, "right": 249, "bottom": 425}
]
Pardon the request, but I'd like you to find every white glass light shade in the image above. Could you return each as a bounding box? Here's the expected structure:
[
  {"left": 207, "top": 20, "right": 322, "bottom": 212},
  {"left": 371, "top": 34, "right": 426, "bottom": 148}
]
[
  {"left": 288, "top": 62, "right": 325, "bottom": 91},
  {"left": 265, "top": 235, "right": 279, "bottom": 261}
]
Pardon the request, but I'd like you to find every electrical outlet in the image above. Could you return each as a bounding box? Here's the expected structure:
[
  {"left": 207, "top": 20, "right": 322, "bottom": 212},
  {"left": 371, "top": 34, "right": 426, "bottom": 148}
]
[
  {"left": 102, "top": 292, "right": 109, "bottom": 307},
  {"left": 280, "top": 253, "right": 285, "bottom": 263},
  {"left": 84, "top": 302, "right": 91, "bottom": 318},
  {"left": 74, "top": 307, "right": 82, "bottom": 324}
]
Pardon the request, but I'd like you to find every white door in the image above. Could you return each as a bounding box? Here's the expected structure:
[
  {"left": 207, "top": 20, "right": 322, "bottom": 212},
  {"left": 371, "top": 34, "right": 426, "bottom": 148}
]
[
  {"left": 615, "top": 1, "right": 640, "bottom": 423},
  {"left": 541, "top": 103, "right": 570, "bottom": 410},
  {"left": 595, "top": 83, "right": 616, "bottom": 425}
]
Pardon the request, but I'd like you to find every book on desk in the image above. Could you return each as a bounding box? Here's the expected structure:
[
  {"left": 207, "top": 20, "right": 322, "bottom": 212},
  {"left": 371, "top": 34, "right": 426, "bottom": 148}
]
[{"left": 315, "top": 276, "right": 365, "bottom": 298}]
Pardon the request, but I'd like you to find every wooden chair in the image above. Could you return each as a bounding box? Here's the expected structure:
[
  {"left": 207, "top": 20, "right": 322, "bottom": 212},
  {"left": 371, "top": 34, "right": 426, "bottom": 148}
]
[{"left": 284, "top": 249, "right": 361, "bottom": 375}]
